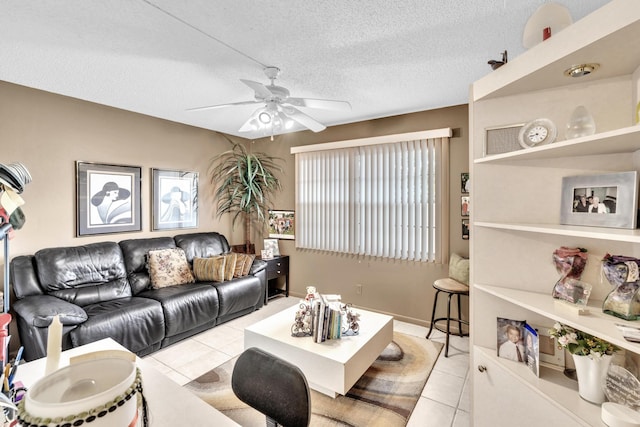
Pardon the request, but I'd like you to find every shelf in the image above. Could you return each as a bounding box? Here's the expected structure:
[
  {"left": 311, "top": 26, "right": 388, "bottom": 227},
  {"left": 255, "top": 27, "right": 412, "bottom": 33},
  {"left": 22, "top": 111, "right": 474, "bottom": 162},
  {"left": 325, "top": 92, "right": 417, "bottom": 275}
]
[
  {"left": 474, "top": 221, "right": 640, "bottom": 243},
  {"left": 475, "top": 126, "right": 640, "bottom": 164},
  {"left": 473, "top": 1, "right": 640, "bottom": 102},
  {"left": 475, "top": 346, "right": 605, "bottom": 427},
  {"left": 475, "top": 284, "right": 640, "bottom": 355}
]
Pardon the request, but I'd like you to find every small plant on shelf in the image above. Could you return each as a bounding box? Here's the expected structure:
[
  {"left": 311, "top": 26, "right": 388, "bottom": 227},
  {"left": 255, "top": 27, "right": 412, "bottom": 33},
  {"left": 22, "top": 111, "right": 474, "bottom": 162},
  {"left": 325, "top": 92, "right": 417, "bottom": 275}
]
[{"left": 549, "top": 323, "right": 618, "bottom": 358}]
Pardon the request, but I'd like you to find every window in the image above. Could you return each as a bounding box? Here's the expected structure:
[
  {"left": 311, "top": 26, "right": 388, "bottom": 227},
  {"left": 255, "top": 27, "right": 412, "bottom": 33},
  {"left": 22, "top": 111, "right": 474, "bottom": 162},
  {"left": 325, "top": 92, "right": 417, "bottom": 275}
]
[{"left": 292, "top": 129, "right": 450, "bottom": 262}]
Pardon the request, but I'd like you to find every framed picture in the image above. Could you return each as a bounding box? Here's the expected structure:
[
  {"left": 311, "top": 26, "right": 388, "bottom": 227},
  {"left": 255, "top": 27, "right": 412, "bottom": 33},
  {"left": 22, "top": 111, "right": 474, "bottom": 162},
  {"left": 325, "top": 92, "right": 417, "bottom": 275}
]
[
  {"left": 263, "top": 238, "right": 280, "bottom": 257},
  {"left": 268, "top": 209, "right": 295, "bottom": 240},
  {"left": 76, "top": 161, "right": 142, "bottom": 236},
  {"left": 530, "top": 323, "right": 565, "bottom": 371},
  {"left": 462, "top": 219, "right": 469, "bottom": 240},
  {"left": 461, "top": 173, "right": 470, "bottom": 194},
  {"left": 560, "top": 171, "right": 638, "bottom": 229},
  {"left": 461, "top": 196, "right": 470, "bottom": 217},
  {"left": 152, "top": 169, "right": 198, "bottom": 230}
]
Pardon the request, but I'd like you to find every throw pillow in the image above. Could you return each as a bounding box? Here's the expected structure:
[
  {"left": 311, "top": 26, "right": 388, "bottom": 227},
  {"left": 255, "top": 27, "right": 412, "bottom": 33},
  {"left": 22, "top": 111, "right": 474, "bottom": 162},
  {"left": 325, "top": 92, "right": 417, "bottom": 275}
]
[
  {"left": 241, "top": 254, "right": 255, "bottom": 276},
  {"left": 193, "top": 256, "right": 226, "bottom": 282},
  {"left": 224, "top": 253, "right": 237, "bottom": 281},
  {"left": 147, "top": 248, "right": 195, "bottom": 289},
  {"left": 449, "top": 253, "right": 470, "bottom": 285},
  {"left": 234, "top": 254, "right": 247, "bottom": 278}
]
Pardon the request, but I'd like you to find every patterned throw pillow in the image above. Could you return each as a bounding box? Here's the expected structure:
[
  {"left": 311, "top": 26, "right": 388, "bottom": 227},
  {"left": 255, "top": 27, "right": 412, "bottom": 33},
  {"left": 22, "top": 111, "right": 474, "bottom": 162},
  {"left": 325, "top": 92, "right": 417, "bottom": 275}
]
[
  {"left": 241, "top": 254, "right": 255, "bottom": 276},
  {"left": 224, "top": 253, "right": 237, "bottom": 281},
  {"left": 193, "top": 256, "right": 226, "bottom": 282},
  {"left": 147, "top": 248, "right": 195, "bottom": 289},
  {"left": 233, "top": 253, "right": 256, "bottom": 278}
]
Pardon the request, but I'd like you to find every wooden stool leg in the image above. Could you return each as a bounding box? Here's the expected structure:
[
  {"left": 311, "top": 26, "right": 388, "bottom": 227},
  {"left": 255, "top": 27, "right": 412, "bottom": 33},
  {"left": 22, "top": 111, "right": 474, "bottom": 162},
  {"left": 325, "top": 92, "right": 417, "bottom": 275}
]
[{"left": 426, "top": 289, "right": 441, "bottom": 339}]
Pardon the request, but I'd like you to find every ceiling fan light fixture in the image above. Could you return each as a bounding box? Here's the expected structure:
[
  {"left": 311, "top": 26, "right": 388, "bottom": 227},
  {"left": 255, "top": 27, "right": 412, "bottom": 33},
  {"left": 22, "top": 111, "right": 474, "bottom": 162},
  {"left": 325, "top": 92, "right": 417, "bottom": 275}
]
[{"left": 258, "top": 111, "right": 272, "bottom": 124}]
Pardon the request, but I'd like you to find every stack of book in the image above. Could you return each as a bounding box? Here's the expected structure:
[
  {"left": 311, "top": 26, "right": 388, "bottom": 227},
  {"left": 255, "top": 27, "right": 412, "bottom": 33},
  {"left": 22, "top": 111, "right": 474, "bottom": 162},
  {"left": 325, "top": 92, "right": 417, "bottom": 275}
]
[{"left": 308, "top": 293, "right": 343, "bottom": 343}]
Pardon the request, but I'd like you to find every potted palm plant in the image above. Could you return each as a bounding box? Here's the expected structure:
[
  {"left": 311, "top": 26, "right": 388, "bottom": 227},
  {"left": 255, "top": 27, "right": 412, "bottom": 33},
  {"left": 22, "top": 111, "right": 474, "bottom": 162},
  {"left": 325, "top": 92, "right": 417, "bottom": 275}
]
[{"left": 208, "top": 141, "right": 283, "bottom": 254}]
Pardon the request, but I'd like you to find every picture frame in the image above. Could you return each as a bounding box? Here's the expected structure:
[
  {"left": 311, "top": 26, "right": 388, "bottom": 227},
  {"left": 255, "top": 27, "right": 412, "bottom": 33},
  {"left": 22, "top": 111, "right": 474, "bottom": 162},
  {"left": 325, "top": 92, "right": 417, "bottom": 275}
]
[
  {"left": 461, "top": 196, "right": 470, "bottom": 217},
  {"left": 263, "top": 238, "right": 280, "bottom": 257},
  {"left": 152, "top": 169, "right": 198, "bottom": 231},
  {"left": 560, "top": 171, "right": 638, "bottom": 229},
  {"left": 462, "top": 219, "right": 469, "bottom": 240},
  {"left": 461, "top": 173, "right": 470, "bottom": 194},
  {"left": 76, "top": 161, "right": 142, "bottom": 236},
  {"left": 261, "top": 249, "right": 274, "bottom": 260},
  {"left": 530, "top": 323, "right": 565, "bottom": 371},
  {"left": 268, "top": 209, "right": 295, "bottom": 240}
]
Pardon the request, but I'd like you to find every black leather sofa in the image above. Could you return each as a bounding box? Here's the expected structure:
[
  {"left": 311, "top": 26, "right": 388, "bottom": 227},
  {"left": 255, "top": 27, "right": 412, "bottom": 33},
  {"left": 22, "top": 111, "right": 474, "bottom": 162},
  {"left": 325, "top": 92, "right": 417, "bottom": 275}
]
[{"left": 10, "top": 232, "right": 267, "bottom": 362}]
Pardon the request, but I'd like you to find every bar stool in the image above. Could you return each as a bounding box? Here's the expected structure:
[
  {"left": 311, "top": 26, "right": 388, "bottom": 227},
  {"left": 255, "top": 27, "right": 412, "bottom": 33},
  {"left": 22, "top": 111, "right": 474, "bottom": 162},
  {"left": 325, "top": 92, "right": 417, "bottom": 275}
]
[{"left": 426, "top": 277, "right": 469, "bottom": 357}]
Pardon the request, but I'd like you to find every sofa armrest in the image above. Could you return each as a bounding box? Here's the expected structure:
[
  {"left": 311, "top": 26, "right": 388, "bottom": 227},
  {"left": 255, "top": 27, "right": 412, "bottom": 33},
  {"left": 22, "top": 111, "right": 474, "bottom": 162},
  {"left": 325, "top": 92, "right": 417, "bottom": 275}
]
[
  {"left": 249, "top": 259, "right": 268, "bottom": 275},
  {"left": 13, "top": 295, "right": 88, "bottom": 328}
]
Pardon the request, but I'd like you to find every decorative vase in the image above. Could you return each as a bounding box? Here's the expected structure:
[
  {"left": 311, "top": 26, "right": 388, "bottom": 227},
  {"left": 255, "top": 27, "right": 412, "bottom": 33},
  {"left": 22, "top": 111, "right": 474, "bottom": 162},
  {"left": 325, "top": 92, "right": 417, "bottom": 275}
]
[
  {"left": 565, "top": 105, "right": 596, "bottom": 139},
  {"left": 572, "top": 353, "right": 613, "bottom": 404}
]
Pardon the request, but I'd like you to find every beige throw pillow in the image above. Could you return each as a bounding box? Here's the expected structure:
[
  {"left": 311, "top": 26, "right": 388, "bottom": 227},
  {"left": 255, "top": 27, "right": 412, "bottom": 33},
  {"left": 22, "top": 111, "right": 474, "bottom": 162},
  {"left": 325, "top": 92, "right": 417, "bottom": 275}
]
[
  {"left": 147, "top": 248, "right": 195, "bottom": 289},
  {"left": 193, "top": 256, "right": 226, "bottom": 282},
  {"left": 224, "top": 253, "right": 237, "bottom": 281}
]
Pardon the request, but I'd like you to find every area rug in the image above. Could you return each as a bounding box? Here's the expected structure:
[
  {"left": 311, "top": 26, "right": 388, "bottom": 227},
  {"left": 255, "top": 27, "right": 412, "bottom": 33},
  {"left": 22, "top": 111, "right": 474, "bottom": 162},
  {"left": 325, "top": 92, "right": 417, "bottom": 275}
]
[{"left": 184, "top": 332, "right": 443, "bottom": 426}]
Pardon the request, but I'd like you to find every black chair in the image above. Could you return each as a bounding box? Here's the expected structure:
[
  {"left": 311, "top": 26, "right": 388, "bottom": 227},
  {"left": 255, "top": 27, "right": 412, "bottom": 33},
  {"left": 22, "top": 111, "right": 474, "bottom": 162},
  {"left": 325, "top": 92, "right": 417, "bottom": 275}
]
[{"left": 232, "top": 347, "right": 311, "bottom": 427}]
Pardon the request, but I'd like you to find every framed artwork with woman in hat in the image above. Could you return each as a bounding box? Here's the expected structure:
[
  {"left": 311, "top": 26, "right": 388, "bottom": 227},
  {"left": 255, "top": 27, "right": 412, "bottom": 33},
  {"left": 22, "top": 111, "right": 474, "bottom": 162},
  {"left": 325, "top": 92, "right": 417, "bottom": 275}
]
[
  {"left": 152, "top": 169, "right": 198, "bottom": 230},
  {"left": 76, "top": 162, "right": 142, "bottom": 236}
]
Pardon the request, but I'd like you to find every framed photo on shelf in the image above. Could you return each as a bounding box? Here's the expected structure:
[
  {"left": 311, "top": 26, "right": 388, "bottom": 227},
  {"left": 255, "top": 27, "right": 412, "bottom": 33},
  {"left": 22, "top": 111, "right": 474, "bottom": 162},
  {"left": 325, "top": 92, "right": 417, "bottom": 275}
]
[
  {"left": 461, "top": 196, "right": 470, "bottom": 217},
  {"left": 530, "top": 323, "right": 564, "bottom": 371},
  {"left": 560, "top": 171, "right": 638, "bottom": 229},
  {"left": 461, "top": 173, "right": 470, "bottom": 193},
  {"left": 152, "top": 169, "right": 198, "bottom": 231},
  {"left": 268, "top": 209, "right": 295, "bottom": 240},
  {"left": 76, "top": 161, "right": 141, "bottom": 236},
  {"left": 462, "top": 219, "right": 469, "bottom": 240},
  {"left": 263, "top": 238, "right": 280, "bottom": 257}
]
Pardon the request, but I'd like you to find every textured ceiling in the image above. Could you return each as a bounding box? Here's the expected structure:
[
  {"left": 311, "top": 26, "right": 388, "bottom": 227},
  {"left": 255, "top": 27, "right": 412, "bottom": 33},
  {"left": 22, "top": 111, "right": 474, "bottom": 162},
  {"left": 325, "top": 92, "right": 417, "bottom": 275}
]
[{"left": 0, "top": 0, "right": 609, "bottom": 140}]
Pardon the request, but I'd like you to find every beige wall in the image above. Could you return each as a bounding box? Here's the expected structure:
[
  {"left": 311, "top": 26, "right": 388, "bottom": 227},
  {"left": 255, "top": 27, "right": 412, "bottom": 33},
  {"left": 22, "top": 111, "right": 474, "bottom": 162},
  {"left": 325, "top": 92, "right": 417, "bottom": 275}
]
[
  {"left": 1, "top": 80, "right": 468, "bottom": 329},
  {"left": 251, "top": 104, "right": 470, "bottom": 325}
]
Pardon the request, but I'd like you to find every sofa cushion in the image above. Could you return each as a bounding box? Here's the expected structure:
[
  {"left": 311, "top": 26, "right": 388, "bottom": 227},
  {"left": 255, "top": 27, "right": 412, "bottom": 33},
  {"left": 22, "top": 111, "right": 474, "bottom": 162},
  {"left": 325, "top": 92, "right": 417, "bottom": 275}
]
[
  {"left": 148, "top": 248, "right": 195, "bottom": 288},
  {"left": 33, "top": 242, "right": 132, "bottom": 306},
  {"left": 119, "top": 237, "right": 176, "bottom": 294},
  {"left": 174, "top": 232, "right": 230, "bottom": 263},
  {"left": 138, "top": 283, "right": 220, "bottom": 337},
  {"left": 69, "top": 297, "right": 165, "bottom": 354},
  {"left": 193, "top": 256, "right": 226, "bottom": 282},
  {"left": 214, "top": 276, "right": 262, "bottom": 317},
  {"left": 241, "top": 254, "right": 255, "bottom": 276}
]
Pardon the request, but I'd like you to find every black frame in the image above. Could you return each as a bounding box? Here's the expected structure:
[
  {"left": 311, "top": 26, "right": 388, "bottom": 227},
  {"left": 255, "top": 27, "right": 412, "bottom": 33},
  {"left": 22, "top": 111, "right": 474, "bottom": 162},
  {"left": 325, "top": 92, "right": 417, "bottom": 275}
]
[
  {"left": 152, "top": 168, "right": 198, "bottom": 231},
  {"left": 76, "top": 161, "right": 142, "bottom": 236}
]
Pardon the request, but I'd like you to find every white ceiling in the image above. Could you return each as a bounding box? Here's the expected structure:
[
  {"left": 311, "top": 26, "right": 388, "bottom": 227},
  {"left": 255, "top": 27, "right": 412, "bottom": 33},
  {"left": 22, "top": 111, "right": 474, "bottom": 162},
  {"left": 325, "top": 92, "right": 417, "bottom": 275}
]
[{"left": 0, "top": 0, "right": 609, "bottom": 140}]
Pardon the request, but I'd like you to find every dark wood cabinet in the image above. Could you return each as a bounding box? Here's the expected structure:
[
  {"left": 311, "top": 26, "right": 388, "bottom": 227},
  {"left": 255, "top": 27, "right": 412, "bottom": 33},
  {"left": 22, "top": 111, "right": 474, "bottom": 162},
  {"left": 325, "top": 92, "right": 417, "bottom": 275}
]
[{"left": 262, "top": 255, "right": 289, "bottom": 304}]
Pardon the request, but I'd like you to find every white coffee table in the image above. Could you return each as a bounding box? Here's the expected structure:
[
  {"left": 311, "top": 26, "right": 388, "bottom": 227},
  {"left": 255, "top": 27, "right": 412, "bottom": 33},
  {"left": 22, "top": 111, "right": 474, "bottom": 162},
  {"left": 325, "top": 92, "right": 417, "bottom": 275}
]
[
  {"left": 14, "top": 338, "right": 239, "bottom": 426},
  {"left": 245, "top": 304, "right": 393, "bottom": 397}
]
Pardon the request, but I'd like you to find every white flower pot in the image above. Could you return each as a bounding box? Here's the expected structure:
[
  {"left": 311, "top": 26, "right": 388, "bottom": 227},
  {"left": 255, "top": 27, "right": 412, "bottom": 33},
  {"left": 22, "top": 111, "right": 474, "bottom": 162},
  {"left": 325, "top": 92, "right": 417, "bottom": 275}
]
[{"left": 572, "top": 353, "right": 613, "bottom": 404}]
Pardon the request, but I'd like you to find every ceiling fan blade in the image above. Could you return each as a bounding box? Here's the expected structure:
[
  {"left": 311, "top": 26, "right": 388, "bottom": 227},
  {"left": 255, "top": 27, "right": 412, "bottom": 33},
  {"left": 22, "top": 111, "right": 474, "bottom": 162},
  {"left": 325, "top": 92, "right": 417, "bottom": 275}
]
[
  {"left": 285, "top": 97, "right": 351, "bottom": 111},
  {"left": 286, "top": 107, "right": 326, "bottom": 132},
  {"left": 187, "top": 100, "right": 260, "bottom": 112},
  {"left": 240, "top": 79, "right": 274, "bottom": 99}
]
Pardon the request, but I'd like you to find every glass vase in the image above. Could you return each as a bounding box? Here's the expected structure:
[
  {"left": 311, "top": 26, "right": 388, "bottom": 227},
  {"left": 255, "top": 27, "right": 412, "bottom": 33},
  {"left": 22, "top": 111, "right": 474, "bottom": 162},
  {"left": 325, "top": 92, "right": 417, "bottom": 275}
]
[{"left": 566, "top": 105, "right": 596, "bottom": 139}]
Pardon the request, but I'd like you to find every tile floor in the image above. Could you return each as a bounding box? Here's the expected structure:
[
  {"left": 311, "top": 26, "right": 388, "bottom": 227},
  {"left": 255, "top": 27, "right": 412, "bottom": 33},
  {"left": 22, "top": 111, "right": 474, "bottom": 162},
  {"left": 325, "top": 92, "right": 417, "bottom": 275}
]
[{"left": 142, "top": 297, "right": 471, "bottom": 427}]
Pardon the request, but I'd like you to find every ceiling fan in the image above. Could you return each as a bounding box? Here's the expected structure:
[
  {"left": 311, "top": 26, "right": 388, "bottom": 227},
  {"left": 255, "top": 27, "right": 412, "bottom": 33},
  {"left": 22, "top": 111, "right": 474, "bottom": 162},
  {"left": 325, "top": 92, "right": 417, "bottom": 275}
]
[{"left": 188, "top": 66, "right": 351, "bottom": 136}]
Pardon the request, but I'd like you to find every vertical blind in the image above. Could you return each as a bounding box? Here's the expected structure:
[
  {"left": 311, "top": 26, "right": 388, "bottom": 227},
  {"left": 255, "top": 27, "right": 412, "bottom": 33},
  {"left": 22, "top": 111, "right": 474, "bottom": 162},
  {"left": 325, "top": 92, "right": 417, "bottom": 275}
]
[{"left": 293, "top": 131, "right": 450, "bottom": 262}]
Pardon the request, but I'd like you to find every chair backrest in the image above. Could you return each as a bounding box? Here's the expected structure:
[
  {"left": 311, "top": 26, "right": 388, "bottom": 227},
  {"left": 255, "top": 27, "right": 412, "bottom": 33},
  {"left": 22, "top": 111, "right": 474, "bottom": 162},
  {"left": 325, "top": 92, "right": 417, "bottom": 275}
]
[{"left": 232, "top": 347, "right": 311, "bottom": 427}]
